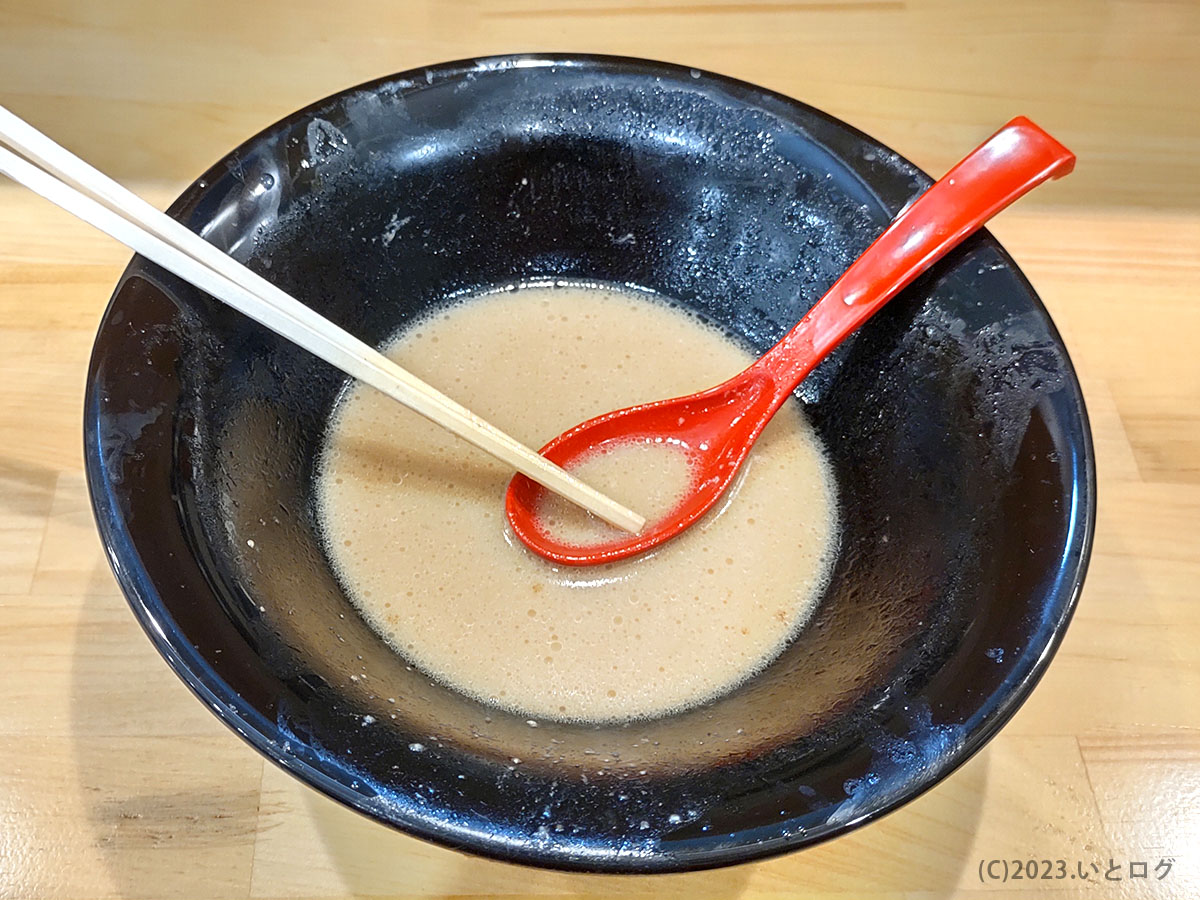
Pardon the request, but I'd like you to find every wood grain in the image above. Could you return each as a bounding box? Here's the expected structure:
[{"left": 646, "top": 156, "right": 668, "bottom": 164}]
[
  {"left": 1, "top": 2, "right": 1198, "bottom": 897},
  {"left": 2, "top": 0, "right": 1198, "bottom": 208}
]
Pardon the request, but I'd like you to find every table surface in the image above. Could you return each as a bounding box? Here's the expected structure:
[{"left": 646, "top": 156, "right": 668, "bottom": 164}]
[{"left": 1, "top": 2, "right": 1197, "bottom": 898}]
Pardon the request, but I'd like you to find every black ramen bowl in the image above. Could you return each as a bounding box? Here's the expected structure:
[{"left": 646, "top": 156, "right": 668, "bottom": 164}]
[{"left": 85, "top": 55, "right": 1095, "bottom": 872}]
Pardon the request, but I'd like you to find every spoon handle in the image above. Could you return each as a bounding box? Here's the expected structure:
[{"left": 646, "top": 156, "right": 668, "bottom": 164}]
[{"left": 750, "top": 117, "right": 1075, "bottom": 395}]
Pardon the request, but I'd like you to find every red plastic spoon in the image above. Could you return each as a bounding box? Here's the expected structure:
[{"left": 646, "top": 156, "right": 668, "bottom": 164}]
[{"left": 506, "top": 117, "right": 1075, "bottom": 566}]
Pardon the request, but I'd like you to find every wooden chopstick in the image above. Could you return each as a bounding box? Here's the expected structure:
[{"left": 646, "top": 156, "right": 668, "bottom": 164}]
[{"left": 0, "top": 108, "right": 646, "bottom": 535}]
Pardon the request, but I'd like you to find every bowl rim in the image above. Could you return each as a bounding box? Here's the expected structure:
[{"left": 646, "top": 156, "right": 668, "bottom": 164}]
[{"left": 84, "top": 51, "right": 1097, "bottom": 873}]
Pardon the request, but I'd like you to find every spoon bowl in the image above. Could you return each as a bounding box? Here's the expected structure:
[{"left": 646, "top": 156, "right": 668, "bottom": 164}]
[
  {"left": 507, "top": 117, "right": 1075, "bottom": 564},
  {"left": 508, "top": 373, "right": 777, "bottom": 563}
]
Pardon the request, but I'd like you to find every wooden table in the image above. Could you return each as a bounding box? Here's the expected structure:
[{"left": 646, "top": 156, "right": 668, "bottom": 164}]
[{"left": 1, "top": 2, "right": 1197, "bottom": 897}]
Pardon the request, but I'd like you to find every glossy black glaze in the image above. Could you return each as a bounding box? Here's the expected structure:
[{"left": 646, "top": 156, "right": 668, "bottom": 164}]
[{"left": 84, "top": 55, "right": 1095, "bottom": 872}]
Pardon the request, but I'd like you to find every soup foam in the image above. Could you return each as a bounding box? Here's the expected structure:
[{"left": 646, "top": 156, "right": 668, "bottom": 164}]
[{"left": 316, "top": 282, "right": 838, "bottom": 723}]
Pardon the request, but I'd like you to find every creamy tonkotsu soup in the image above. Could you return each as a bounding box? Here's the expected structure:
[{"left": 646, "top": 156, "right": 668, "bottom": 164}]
[
  {"left": 535, "top": 439, "right": 697, "bottom": 547},
  {"left": 316, "top": 283, "right": 838, "bottom": 723}
]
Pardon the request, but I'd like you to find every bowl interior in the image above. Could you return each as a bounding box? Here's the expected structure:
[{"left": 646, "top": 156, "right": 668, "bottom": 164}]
[{"left": 85, "top": 56, "right": 1093, "bottom": 871}]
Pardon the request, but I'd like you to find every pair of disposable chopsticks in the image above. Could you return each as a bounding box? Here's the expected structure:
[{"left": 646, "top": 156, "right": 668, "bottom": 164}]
[{"left": 0, "top": 106, "right": 645, "bottom": 534}]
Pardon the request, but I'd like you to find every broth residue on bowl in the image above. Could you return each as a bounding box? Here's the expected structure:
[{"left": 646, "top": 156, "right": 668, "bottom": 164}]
[{"left": 316, "top": 282, "right": 838, "bottom": 723}]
